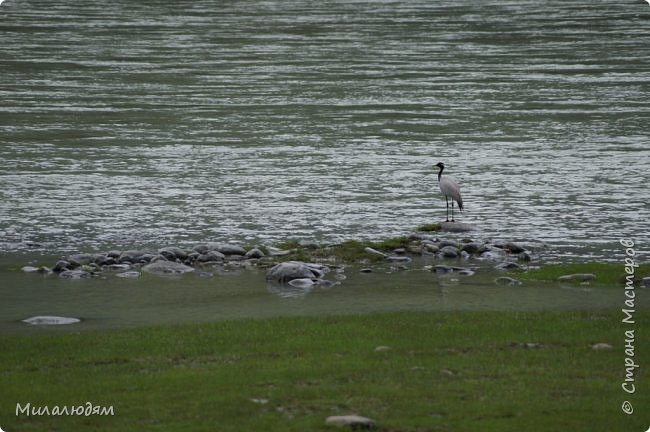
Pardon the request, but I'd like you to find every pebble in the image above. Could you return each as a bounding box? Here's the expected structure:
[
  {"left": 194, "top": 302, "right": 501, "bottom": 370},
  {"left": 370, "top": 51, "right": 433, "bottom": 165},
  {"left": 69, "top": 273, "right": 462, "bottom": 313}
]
[
  {"left": 374, "top": 345, "right": 391, "bottom": 352},
  {"left": 325, "top": 415, "right": 376, "bottom": 429},
  {"left": 591, "top": 343, "right": 613, "bottom": 350},
  {"left": 22, "top": 316, "right": 81, "bottom": 325}
]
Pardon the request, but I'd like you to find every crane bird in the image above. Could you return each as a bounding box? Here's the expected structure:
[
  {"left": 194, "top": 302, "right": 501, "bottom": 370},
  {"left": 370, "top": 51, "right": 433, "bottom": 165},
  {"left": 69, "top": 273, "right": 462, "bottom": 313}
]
[{"left": 435, "top": 162, "right": 463, "bottom": 222}]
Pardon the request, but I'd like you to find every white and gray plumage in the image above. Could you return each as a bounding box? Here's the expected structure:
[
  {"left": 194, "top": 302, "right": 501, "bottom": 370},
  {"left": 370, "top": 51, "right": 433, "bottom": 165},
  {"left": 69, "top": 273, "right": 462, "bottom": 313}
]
[{"left": 435, "top": 162, "right": 463, "bottom": 222}]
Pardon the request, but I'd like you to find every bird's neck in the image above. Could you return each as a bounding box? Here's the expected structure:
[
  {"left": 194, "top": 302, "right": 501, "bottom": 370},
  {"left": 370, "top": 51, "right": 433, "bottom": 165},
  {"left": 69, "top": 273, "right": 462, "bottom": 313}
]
[{"left": 437, "top": 167, "right": 443, "bottom": 182}]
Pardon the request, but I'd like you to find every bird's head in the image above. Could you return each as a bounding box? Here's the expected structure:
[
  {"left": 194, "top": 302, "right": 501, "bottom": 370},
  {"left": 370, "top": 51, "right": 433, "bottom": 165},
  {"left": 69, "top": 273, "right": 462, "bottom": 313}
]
[{"left": 435, "top": 162, "right": 445, "bottom": 169}]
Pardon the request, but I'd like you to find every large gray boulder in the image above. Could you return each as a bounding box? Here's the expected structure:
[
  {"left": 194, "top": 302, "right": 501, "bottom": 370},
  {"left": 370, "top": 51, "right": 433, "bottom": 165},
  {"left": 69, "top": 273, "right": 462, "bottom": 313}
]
[
  {"left": 142, "top": 260, "right": 194, "bottom": 276},
  {"left": 265, "top": 261, "right": 324, "bottom": 283}
]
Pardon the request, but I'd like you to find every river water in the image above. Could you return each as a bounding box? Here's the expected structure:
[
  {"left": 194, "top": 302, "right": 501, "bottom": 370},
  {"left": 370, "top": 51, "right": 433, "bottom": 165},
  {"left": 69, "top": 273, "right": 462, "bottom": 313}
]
[
  {"left": 1, "top": 1, "right": 650, "bottom": 331},
  {"left": 2, "top": 0, "right": 650, "bottom": 261}
]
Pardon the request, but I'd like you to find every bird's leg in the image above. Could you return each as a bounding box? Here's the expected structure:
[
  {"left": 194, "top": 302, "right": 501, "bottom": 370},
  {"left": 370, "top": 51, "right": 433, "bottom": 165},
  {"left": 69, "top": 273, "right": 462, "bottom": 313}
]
[
  {"left": 451, "top": 200, "right": 455, "bottom": 222},
  {"left": 445, "top": 197, "right": 449, "bottom": 222}
]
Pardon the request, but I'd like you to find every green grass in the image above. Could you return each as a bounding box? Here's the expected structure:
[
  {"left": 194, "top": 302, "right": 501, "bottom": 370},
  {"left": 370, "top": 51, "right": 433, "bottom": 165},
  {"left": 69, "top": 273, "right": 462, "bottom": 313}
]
[
  {"left": 519, "top": 262, "right": 650, "bottom": 287},
  {"left": 1, "top": 310, "right": 648, "bottom": 431}
]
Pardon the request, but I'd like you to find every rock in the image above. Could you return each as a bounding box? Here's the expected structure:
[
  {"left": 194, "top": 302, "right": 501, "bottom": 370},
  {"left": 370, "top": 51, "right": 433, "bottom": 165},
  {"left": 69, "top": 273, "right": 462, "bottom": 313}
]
[
  {"left": 456, "top": 268, "right": 475, "bottom": 276},
  {"left": 265, "top": 261, "right": 323, "bottom": 283},
  {"left": 494, "top": 276, "right": 522, "bottom": 286},
  {"left": 116, "top": 271, "right": 141, "bottom": 278},
  {"left": 207, "top": 242, "right": 247, "bottom": 256},
  {"left": 438, "top": 246, "right": 460, "bottom": 258},
  {"left": 22, "top": 316, "right": 81, "bottom": 325},
  {"left": 119, "top": 250, "right": 151, "bottom": 263},
  {"left": 288, "top": 278, "right": 316, "bottom": 288},
  {"left": 642, "top": 277, "right": 650, "bottom": 288},
  {"left": 245, "top": 248, "right": 265, "bottom": 259},
  {"left": 192, "top": 244, "right": 210, "bottom": 254},
  {"left": 359, "top": 268, "right": 372, "bottom": 273},
  {"left": 197, "top": 251, "right": 226, "bottom": 262},
  {"left": 461, "top": 242, "right": 481, "bottom": 254},
  {"left": 374, "top": 346, "right": 391, "bottom": 352},
  {"left": 105, "top": 263, "right": 131, "bottom": 271},
  {"left": 59, "top": 269, "right": 93, "bottom": 279},
  {"left": 53, "top": 260, "right": 71, "bottom": 272},
  {"left": 591, "top": 343, "right": 613, "bottom": 350},
  {"left": 432, "top": 264, "right": 453, "bottom": 274},
  {"left": 107, "top": 250, "right": 122, "bottom": 258},
  {"left": 65, "top": 253, "right": 96, "bottom": 267},
  {"left": 158, "top": 246, "right": 188, "bottom": 261},
  {"left": 517, "top": 252, "right": 532, "bottom": 262},
  {"left": 495, "top": 262, "right": 524, "bottom": 270},
  {"left": 364, "top": 247, "right": 387, "bottom": 258},
  {"left": 423, "top": 243, "right": 439, "bottom": 253},
  {"left": 325, "top": 415, "right": 375, "bottom": 429},
  {"left": 21, "top": 266, "right": 51, "bottom": 274},
  {"left": 142, "top": 261, "right": 195, "bottom": 276},
  {"left": 265, "top": 246, "right": 292, "bottom": 256},
  {"left": 499, "top": 242, "right": 525, "bottom": 254},
  {"left": 318, "top": 279, "right": 336, "bottom": 288},
  {"left": 558, "top": 273, "right": 596, "bottom": 282},
  {"left": 439, "top": 239, "right": 459, "bottom": 248},
  {"left": 387, "top": 255, "right": 412, "bottom": 263},
  {"left": 94, "top": 255, "right": 116, "bottom": 266},
  {"left": 479, "top": 249, "right": 506, "bottom": 260}
]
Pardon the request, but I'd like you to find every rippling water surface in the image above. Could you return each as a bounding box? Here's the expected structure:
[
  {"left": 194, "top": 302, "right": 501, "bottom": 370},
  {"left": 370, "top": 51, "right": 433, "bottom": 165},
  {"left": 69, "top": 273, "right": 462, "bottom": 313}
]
[{"left": 1, "top": 0, "right": 650, "bottom": 261}]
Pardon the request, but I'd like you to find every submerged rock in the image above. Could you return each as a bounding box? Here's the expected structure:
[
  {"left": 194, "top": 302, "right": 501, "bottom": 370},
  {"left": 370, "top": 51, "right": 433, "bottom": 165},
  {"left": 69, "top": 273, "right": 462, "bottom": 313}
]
[
  {"left": 288, "top": 278, "right": 315, "bottom": 288},
  {"left": 59, "top": 269, "right": 94, "bottom": 279},
  {"left": 495, "top": 262, "right": 524, "bottom": 270},
  {"left": 142, "top": 261, "right": 195, "bottom": 276},
  {"left": 21, "top": 266, "right": 51, "bottom": 274},
  {"left": 642, "top": 277, "right": 650, "bottom": 288},
  {"left": 494, "top": 276, "right": 523, "bottom": 286},
  {"left": 22, "top": 316, "right": 81, "bottom": 325},
  {"left": 116, "top": 271, "right": 141, "bottom": 278},
  {"left": 558, "top": 273, "right": 596, "bottom": 282}
]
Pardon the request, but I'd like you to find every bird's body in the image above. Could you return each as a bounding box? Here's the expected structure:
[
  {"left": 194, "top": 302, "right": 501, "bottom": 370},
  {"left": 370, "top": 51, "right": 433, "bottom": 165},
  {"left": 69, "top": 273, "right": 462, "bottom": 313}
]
[{"left": 435, "top": 162, "right": 463, "bottom": 222}]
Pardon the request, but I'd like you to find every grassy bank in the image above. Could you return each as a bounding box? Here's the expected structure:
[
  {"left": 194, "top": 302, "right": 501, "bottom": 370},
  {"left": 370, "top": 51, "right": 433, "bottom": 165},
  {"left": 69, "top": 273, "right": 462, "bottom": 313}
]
[{"left": 1, "top": 310, "right": 648, "bottom": 431}]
